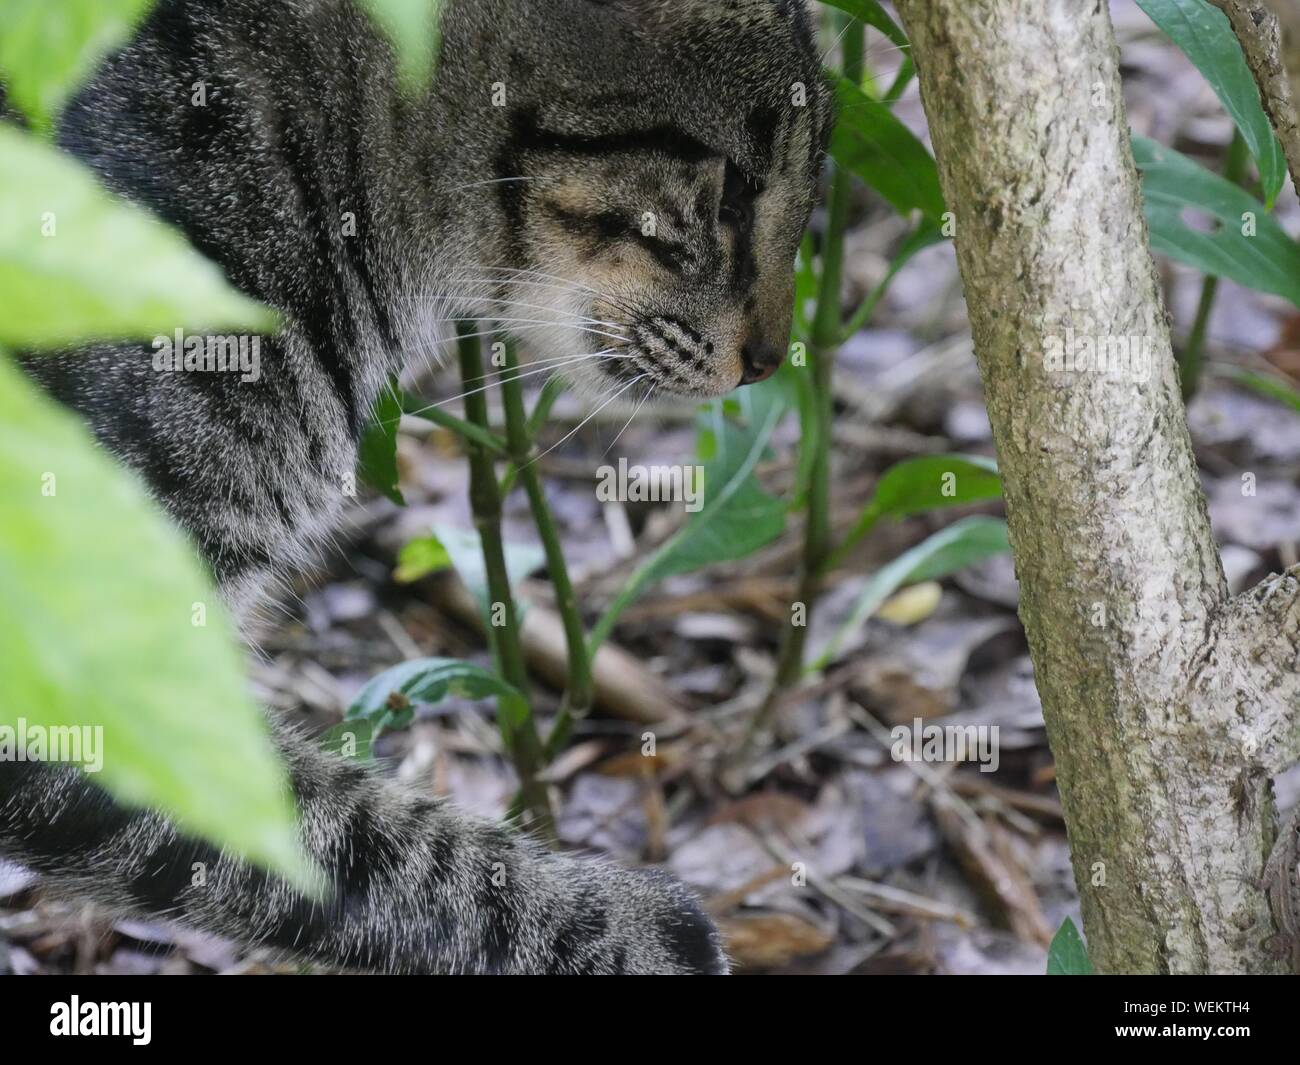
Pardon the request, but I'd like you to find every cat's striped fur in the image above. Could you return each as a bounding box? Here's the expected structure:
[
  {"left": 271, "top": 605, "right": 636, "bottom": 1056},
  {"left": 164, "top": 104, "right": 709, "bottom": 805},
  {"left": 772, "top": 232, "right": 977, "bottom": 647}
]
[{"left": 4, "top": 0, "right": 831, "bottom": 973}]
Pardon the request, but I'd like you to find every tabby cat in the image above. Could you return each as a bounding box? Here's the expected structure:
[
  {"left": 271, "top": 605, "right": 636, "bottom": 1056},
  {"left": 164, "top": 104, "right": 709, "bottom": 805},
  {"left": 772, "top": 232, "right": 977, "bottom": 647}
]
[{"left": 4, "top": 0, "right": 831, "bottom": 974}]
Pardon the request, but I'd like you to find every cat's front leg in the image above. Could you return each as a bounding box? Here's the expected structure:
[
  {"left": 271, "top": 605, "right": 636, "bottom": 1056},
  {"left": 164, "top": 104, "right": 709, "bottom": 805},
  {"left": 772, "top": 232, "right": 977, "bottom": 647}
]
[{"left": 0, "top": 723, "right": 727, "bottom": 975}]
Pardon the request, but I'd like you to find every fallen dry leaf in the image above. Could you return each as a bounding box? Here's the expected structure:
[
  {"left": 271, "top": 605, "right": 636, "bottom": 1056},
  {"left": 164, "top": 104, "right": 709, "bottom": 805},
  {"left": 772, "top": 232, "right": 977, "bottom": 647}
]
[{"left": 716, "top": 912, "right": 835, "bottom": 969}]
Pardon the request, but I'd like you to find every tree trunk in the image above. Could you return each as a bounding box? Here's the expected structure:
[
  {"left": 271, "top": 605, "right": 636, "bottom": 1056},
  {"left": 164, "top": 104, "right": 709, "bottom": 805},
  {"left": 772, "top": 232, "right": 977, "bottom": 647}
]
[{"left": 894, "top": 0, "right": 1299, "bottom": 973}]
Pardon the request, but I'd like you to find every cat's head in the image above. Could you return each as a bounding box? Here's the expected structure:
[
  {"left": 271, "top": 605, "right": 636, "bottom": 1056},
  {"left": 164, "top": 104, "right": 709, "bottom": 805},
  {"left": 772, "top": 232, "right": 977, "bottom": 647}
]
[{"left": 434, "top": 0, "right": 833, "bottom": 399}]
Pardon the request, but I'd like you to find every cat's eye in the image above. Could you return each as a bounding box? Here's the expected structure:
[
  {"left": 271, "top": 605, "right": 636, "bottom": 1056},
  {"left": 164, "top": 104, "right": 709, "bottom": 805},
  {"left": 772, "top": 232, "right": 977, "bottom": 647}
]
[{"left": 719, "top": 159, "right": 759, "bottom": 230}]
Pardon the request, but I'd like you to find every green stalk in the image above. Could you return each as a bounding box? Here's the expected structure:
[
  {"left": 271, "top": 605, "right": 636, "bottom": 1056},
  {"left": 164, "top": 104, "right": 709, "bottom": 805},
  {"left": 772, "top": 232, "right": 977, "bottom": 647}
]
[
  {"left": 1182, "top": 276, "right": 1219, "bottom": 403},
  {"left": 839, "top": 222, "right": 942, "bottom": 344},
  {"left": 883, "top": 56, "right": 915, "bottom": 105},
  {"left": 1181, "top": 130, "right": 1248, "bottom": 401},
  {"left": 838, "top": 274, "right": 892, "bottom": 348},
  {"left": 744, "top": 15, "right": 864, "bottom": 748},
  {"left": 408, "top": 404, "right": 509, "bottom": 457},
  {"left": 499, "top": 375, "right": 567, "bottom": 495},
  {"left": 454, "top": 325, "right": 553, "bottom": 834},
  {"left": 526, "top": 375, "right": 567, "bottom": 443},
  {"left": 820, "top": 503, "right": 881, "bottom": 577},
  {"left": 496, "top": 344, "right": 594, "bottom": 753}
]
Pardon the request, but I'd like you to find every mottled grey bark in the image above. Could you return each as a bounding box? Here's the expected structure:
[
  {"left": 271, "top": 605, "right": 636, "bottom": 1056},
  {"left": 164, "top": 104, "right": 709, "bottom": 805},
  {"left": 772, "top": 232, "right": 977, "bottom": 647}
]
[
  {"left": 895, "top": 0, "right": 1299, "bottom": 973},
  {"left": 1209, "top": 0, "right": 1300, "bottom": 190}
]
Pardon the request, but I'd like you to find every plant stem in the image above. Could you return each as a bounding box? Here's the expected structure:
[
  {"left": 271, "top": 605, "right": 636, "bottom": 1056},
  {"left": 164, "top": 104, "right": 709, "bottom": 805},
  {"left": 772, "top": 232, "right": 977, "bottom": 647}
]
[
  {"left": 454, "top": 324, "right": 553, "bottom": 835},
  {"left": 1182, "top": 276, "right": 1219, "bottom": 402},
  {"left": 527, "top": 375, "right": 567, "bottom": 438},
  {"left": 407, "top": 404, "right": 509, "bottom": 457},
  {"left": 838, "top": 272, "right": 893, "bottom": 347},
  {"left": 819, "top": 504, "right": 880, "bottom": 577},
  {"left": 743, "top": 15, "right": 864, "bottom": 751},
  {"left": 497, "top": 344, "right": 594, "bottom": 752},
  {"left": 499, "top": 374, "right": 567, "bottom": 495},
  {"left": 1180, "top": 129, "right": 1248, "bottom": 401},
  {"left": 839, "top": 222, "right": 941, "bottom": 343}
]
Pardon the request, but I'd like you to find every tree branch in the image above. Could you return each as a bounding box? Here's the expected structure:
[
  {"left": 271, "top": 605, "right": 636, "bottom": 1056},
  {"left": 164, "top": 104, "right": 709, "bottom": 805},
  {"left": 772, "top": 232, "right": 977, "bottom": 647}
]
[
  {"left": 1209, "top": 0, "right": 1300, "bottom": 192},
  {"left": 1200, "top": 566, "right": 1300, "bottom": 775}
]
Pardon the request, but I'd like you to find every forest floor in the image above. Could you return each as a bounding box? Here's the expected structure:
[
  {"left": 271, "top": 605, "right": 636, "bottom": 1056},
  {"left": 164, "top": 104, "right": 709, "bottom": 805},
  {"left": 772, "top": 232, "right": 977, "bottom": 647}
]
[{"left": 4, "top": 1, "right": 1300, "bottom": 975}]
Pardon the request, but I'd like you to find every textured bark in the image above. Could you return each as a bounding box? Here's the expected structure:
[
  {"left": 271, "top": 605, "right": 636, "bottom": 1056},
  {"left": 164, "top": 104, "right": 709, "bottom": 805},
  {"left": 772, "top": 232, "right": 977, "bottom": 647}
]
[
  {"left": 1207, "top": 569, "right": 1300, "bottom": 776},
  {"left": 1210, "top": 0, "right": 1300, "bottom": 190},
  {"left": 895, "top": 0, "right": 1298, "bottom": 973}
]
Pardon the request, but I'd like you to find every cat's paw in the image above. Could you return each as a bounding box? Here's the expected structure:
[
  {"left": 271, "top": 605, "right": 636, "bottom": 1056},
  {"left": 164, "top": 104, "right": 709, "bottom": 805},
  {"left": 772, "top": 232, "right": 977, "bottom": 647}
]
[
  {"left": 545, "top": 861, "right": 729, "bottom": 975},
  {"left": 616, "top": 867, "right": 729, "bottom": 975}
]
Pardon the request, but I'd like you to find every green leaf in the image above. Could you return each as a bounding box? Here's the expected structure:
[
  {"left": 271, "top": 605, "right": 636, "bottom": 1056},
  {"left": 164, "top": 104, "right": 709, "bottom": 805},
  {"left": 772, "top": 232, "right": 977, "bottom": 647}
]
[
  {"left": 346, "top": 657, "right": 525, "bottom": 736},
  {"left": 818, "top": 0, "right": 906, "bottom": 48},
  {"left": 357, "top": 0, "right": 442, "bottom": 93},
  {"left": 1135, "top": 0, "right": 1286, "bottom": 206},
  {"left": 897, "top": 518, "right": 1011, "bottom": 582},
  {"left": 428, "top": 524, "right": 545, "bottom": 624},
  {"left": 831, "top": 455, "right": 1002, "bottom": 571},
  {"left": 1047, "top": 917, "right": 1094, "bottom": 975},
  {"left": 1220, "top": 365, "right": 1300, "bottom": 413},
  {"left": 357, "top": 384, "right": 406, "bottom": 505},
  {"left": 818, "top": 0, "right": 916, "bottom": 102},
  {"left": 812, "top": 516, "right": 1012, "bottom": 669},
  {"left": 0, "top": 126, "right": 276, "bottom": 348},
  {"left": 871, "top": 454, "right": 1002, "bottom": 520},
  {"left": 590, "top": 377, "right": 792, "bottom": 651},
  {"left": 0, "top": 356, "right": 311, "bottom": 889},
  {"left": 650, "top": 475, "right": 785, "bottom": 577},
  {"left": 829, "top": 76, "right": 945, "bottom": 223},
  {"left": 0, "top": 0, "right": 152, "bottom": 134},
  {"left": 319, "top": 718, "right": 374, "bottom": 761},
  {"left": 1135, "top": 136, "right": 1300, "bottom": 308},
  {"left": 841, "top": 221, "right": 946, "bottom": 342},
  {"left": 394, "top": 535, "right": 454, "bottom": 583}
]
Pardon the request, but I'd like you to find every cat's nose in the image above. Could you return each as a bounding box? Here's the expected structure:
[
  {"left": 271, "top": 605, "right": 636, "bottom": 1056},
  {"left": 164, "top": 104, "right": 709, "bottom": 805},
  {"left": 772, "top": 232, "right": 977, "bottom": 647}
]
[{"left": 739, "top": 338, "right": 785, "bottom": 385}]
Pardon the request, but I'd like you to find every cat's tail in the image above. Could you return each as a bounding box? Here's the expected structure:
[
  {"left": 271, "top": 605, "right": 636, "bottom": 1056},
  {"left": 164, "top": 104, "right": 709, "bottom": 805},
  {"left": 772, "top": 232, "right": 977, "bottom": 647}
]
[{"left": 0, "top": 725, "right": 727, "bottom": 974}]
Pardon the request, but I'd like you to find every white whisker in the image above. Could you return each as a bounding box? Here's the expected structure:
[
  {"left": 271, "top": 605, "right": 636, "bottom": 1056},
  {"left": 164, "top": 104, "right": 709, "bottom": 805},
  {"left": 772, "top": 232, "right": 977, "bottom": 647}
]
[
  {"left": 819, "top": 18, "right": 855, "bottom": 65},
  {"left": 405, "top": 351, "right": 626, "bottom": 417},
  {"left": 471, "top": 266, "right": 644, "bottom": 320},
  {"left": 459, "top": 349, "right": 630, "bottom": 386},
  {"left": 418, "top": 315, "right": 629, "bottom": 345},
  {"left": 605, "top": 380, "right": 657, "bottom": 455},
  {"left": 528, "top": 374, "right": 648, "bottom": 468},
  {"left": 444, "top": 276, "right": 628, "bottom": 309},
  {"left": 431, "top": 292, "right": 626, "bottom": 331},
  {"left": 477, "top": 265, "right": 608, "bottom": 299}
]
